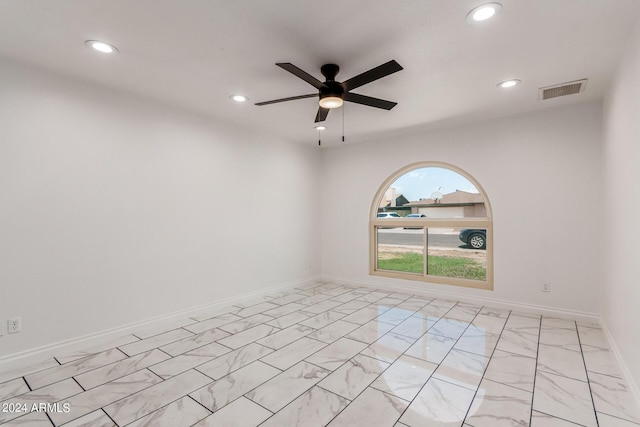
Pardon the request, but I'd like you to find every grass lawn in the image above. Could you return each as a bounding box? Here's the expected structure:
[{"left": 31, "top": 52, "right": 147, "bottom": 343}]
[
  {"left": 378, "top": 252, "right": 424, "bottom": 274},
  {"left": 378, "top": 252, "right": 486, "bottom": 280}
]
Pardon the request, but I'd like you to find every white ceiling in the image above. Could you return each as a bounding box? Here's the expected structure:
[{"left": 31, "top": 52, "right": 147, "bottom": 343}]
[{"left": 1, "top": 1, "right": 639, "bottom": 146}]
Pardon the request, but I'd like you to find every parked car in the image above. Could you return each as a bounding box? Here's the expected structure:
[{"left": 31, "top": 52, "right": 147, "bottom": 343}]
[
  {"left": 404, "top": 213, "right": 426, "bottom": 229},
  {"left": 459, "top": 229, "right": 486, "bottom": 249},
  {"left": 377, "top": 212, "right": 401, "bottom": 218}
]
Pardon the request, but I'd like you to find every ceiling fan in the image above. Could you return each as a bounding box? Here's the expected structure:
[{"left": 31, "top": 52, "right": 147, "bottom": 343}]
[{"left": 255, "top": 60, "right": 403, "bottom": 123}]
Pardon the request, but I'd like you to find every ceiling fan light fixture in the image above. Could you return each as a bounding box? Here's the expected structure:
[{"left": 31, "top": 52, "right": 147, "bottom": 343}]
[
  {"left": 255, "top": 60, "right": 402, "bottom": 123},
  {"left": 466, "top": 3, "right": 502, "bottom": 23},
  {"left": 230, "top": 94, "right": 248, "bottom": 102},
  {"left": 319, "top": 95, "right": 343, "bottom": 109},
  {"left": 314, "top": 125, "right": 326, "bottom": 130}
]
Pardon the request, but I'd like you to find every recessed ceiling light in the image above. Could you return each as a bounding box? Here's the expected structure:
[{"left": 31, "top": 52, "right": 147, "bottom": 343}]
[
  {"left": 466, "top": 3, "right": 502, "bottom": 23},
  {"left": 230, "top": 94, "right": 248, "bottom": 102},
  {"left": 498, "top": 79, "right": 521, "bottom": 88},
  {"left": 85, "top": 40, "right": 118, "bottom": 54},
  {"left": 314, "top": 125, "right": 326, "bottom": 131}
]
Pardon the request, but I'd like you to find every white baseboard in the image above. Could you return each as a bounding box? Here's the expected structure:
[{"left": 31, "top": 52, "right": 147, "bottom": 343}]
[
  {"left": 599, "top": 319, "right": 640, "bottom": 416},
  {"left": 0, "top": 275, "right": 320, "bottom": 377},
  {"left": 323, "top": 274, "right": 601, "bottom": 324}
]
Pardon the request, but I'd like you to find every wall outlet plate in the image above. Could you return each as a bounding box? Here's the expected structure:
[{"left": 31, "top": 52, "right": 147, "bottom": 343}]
[
  {"left": 8, "top": 317, "right": 21, "bottom": 334},
  {"left": 542, "top": 283, "right": 551, "bottom": 292}
]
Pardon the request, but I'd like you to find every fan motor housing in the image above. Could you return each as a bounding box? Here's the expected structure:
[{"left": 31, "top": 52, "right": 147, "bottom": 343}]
[{"left": 320, "top": 82, "right": 344, "bottom": 99}]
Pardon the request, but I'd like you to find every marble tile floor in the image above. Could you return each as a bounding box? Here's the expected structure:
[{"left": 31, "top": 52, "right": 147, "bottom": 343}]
[{"left": 1, "top": 282, "right": 639, "bottom": 426}]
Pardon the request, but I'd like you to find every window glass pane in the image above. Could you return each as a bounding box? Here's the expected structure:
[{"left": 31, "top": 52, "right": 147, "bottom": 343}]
[
  {"left": 377, "top": 227, "right": 424, "bottom": 274},
  {"left": 380, "top": 167, "right": 487, "bottom": 219},
  {"left": 427, "top": 227, "right": 487, "bottom": 281}
]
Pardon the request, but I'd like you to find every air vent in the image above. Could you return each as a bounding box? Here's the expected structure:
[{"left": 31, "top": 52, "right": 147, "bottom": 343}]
[{"left": 539, "top": 79, "right": 587, "bottom": 100}]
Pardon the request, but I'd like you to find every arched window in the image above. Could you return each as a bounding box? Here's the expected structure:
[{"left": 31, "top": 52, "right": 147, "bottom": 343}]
[{"left": 370, "top": 162, "right": 493, "bottom": 290}]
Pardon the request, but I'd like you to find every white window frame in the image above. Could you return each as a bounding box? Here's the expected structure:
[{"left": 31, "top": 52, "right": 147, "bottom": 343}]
[{"left": 369, "top": 161, "right": 493, "bottom": 290}]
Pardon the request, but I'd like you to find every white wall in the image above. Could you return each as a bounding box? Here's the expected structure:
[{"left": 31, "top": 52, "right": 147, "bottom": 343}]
[
  {"left": 0, "top": 52, "right": 622, "bottom": 371},
  {"left": 602, "top": 17, "right": 640, "bottom": 395},
  {"left": 321, "top": 102, "right": 603, "bottom": 314},
  {"left": 0, "top": 59, "right": 321, "bottom": 357}
]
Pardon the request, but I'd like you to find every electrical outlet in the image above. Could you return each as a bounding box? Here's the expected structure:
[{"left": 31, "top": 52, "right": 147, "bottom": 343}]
[
  {"left": 542, "top": 283, "right": 551, "bottom": 292},
  {"left": 8, "top": 317, "right": 22, "bottom": 334}
]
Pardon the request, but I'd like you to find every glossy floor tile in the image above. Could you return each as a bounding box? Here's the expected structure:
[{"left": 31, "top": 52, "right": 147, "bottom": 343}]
[
  {"left": 1, "top": 282, "right": 638, "bottom": 426},
  {"left": 319, "top": 354, "right": 389, "bottom": 400},
  {"left": 465, "top": 378, "right": 532, "bottom": 427}
]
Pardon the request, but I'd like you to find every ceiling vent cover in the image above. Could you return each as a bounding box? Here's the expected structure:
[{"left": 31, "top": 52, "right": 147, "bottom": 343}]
[{"left": 539, "top": 79, "right": 587, "bottom": 100}]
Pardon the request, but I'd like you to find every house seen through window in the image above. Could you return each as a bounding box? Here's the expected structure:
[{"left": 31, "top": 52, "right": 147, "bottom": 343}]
[{"left": 370, "top": 162, "right": 493, "bottom": 290}]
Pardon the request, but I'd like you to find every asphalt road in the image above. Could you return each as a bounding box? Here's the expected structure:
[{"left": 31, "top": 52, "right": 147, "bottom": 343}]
[{"left": 377, "top": 230, "right": 464, "bottom": 248}]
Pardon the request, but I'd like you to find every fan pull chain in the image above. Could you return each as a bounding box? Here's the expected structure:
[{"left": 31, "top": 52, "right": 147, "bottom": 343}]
[
  {"left": 342, "top": 104, "right": 345, "bottom": 142},
  {"left": 318, "top": 129, "right": 321, "bottom": 147}
]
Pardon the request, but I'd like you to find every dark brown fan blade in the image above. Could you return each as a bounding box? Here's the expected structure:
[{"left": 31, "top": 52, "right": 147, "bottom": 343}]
[
  {"left": 255, "top": 93, "right": 317, "bottom": 106},
  {"left": 344, "top": 92, "right": 397, "bottom": 110},
  {"left": 342, "top": 60, "right": 403, "bottom": 92},
  {"left": 276, "top": 63, "right": 324, "bottom": 89},
  {"left": 315, "top": 107, "right": 329, "bottom": 123}
]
